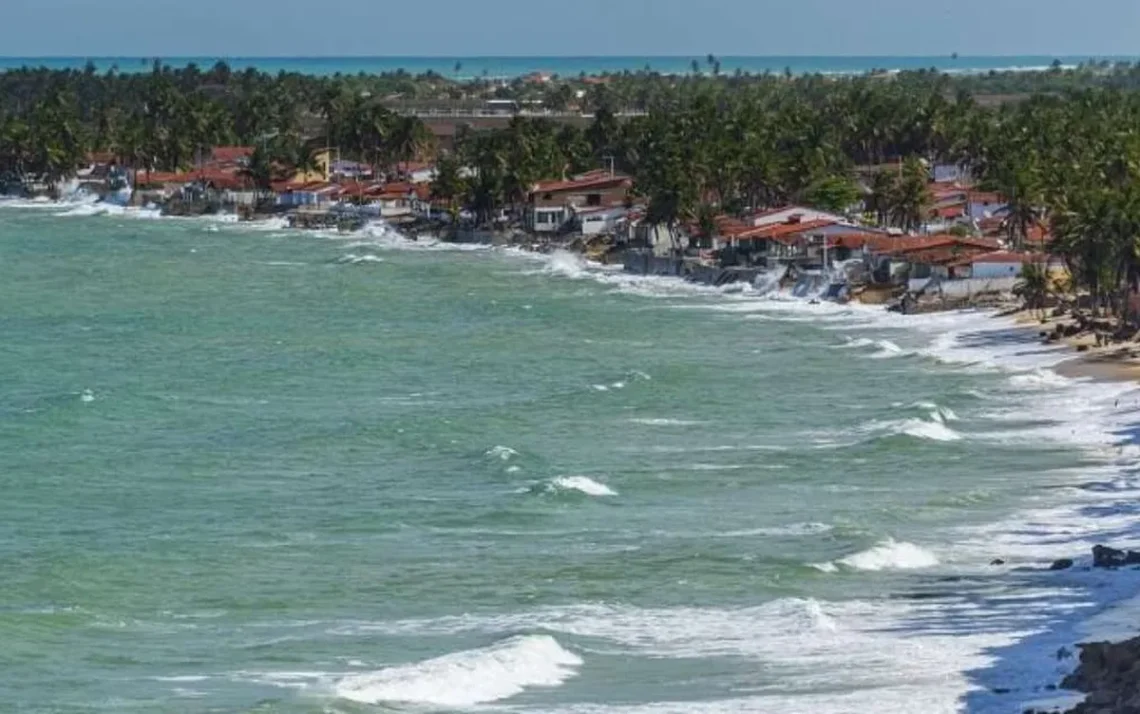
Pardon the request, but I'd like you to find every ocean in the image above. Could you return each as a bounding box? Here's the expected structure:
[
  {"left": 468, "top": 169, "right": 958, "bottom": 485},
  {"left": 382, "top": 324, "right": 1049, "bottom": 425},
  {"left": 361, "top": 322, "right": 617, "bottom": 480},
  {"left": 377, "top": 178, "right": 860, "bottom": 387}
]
[
  {"left": 3, "top": 200, "right": 1140, "bottom": 714},
  {"left": 0, "top": 55, "right": 1135, "bottom": 78}
]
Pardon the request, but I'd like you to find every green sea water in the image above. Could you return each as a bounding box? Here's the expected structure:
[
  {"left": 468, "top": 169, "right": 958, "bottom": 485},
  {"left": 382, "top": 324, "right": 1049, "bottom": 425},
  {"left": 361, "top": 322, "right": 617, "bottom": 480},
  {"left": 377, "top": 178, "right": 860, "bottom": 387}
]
[{"left": 2, "top": 204, "right": 1138, "bottom": 714}]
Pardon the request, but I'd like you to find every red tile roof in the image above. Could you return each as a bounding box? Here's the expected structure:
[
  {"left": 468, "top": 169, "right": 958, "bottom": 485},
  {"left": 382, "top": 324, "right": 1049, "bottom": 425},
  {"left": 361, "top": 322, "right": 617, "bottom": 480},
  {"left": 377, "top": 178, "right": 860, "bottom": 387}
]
[
  {"left": 732, "top": 219, "right": 839, "bottom": 245},
  {"left": 138, "top": 169, "right": 251, "bottom": 190},
  {"left": 211, "top": 146, "right": 254, "bottom": 164},
  {"left": 890, "top": 235, "right": 1000, "bottom": 256},
  {"left": 969, "top": 251, "right": 1043, "bottom": 265},
  {"left": 968, "top": 191, "right": 1005, "bottom": 205},
  {"left": 532, "top": 172, "right": 631, "bottom": 195}
]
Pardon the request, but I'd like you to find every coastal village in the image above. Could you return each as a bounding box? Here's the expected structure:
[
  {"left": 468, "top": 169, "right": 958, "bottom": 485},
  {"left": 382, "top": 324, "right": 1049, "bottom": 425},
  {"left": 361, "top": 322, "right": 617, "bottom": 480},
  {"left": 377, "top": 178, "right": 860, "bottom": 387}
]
[{"left": 68, "top": 143, "right": 1055, "bottom": 316}]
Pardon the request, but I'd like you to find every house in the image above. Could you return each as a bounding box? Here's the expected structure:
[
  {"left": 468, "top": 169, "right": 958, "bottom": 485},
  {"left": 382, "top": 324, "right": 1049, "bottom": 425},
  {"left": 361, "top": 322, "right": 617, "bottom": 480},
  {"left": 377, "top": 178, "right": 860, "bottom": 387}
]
[
  {"left": 956, "top": 251, "right": 1043, "bottom": 279},
  {"left": 719, "top": 218, "right": 842, "bottom": 266},
  {"left": 888, "top": 236, "right": 1003, "bottom": 281},
  {"left": 210, "top": 146, "right": 254, "bottom": 167},
  {"left": 329, "top": 158, "right": 371, "bottom": 181},
  {"left": 336, "top": 182, "right": 432, "bottom": 221},
  {"left": 288, "top": 149, "right": 332, "bottom": 184},
  {"left": 274, "top": 181, "right": 341, "bottom": 207},
  {"left": 932, "top": 163, "right": 971, "bottom": 183},
  {"left": 527, "top": 170, "right": 632, "bottom": 233},
  {"left": 576, "top": 206, "right": 628, "bottom": 236},
  {"left": 967, "top": 191, "right": 1008, "bottom": 220},
  {"left": 743, "top": 206, "right": 848, "bottom": 229},
  {"left": 399, "top": 161, "right": 437, "bottom": 184}
]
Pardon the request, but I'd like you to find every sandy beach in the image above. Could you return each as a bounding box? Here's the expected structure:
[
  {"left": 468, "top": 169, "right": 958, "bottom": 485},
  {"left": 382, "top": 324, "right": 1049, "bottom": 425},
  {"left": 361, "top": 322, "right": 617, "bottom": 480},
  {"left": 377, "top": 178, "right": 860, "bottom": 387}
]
[{"left": 1014, "top": 309, "right": 1140, "bottom": 383}]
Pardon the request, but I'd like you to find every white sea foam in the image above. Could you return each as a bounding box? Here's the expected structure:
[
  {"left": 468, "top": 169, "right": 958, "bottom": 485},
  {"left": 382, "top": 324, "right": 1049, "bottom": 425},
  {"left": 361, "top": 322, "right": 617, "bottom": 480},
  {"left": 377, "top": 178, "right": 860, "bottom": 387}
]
[
  {"left": 337, "top": 253, "right": 385, "bottom": 265},
  {"left": 627, "top": 418, "right": 704, "bottom": 427},
  {"left": 833, "top": 539, "right": 940, "bottom": 571},
  {"left": 79, "top": 389, "right": 95, "bottom": 403},
  {"left": 486, "top": 445, "right": 518, "bottom": 461},
  {"left": 549, "top": 476, "right": 617, "bottom": 497},
  {"left": 899, "top": 418, "right": 963, "bottom": 441},
  {"left": 333, "top": 635, "right": 581, "bottom": 706},
  {"left": 709, "top": 522, "right": 833, "bottom": 538},
  {"left": 868, "top": 339, "right": 910, "bottom": 359}
]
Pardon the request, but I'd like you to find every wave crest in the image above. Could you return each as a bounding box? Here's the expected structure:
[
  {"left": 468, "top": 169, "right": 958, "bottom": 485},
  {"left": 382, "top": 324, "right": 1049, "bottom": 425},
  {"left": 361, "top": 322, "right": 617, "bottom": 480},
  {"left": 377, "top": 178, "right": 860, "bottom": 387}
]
[
  {"left": 333, "top": 635, "right": 581, "bottom": 706},
  {"left": 818, "top": 539, "right": 939, "bottom": 572}
]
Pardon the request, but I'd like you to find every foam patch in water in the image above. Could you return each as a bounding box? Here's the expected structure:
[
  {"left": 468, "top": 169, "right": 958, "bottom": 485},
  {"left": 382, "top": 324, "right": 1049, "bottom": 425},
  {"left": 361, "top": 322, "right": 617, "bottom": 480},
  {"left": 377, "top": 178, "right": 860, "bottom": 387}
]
[
  {"left": 835, "top": 539, "right": 940, "bottom": 571},
  {"left": 333, "top": 635, "right": 581, "bottom": 706},
  {"left": 549, "top": 476, "right": 617, "bottom": 497}
]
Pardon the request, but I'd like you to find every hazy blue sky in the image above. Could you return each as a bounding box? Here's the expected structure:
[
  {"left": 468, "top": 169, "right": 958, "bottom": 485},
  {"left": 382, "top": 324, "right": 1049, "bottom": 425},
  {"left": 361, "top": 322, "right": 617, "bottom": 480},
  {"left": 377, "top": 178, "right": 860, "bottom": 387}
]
[{"left": 4, "top": 0, "right": 1139, "bottom": 57}]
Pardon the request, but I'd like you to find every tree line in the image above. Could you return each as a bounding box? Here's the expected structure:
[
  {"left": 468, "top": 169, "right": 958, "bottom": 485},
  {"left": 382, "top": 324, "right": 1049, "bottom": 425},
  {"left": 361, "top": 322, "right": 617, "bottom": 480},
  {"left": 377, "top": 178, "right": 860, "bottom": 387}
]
[{"left": 5, "top": 62, "right": 1140, "bottom": 316}]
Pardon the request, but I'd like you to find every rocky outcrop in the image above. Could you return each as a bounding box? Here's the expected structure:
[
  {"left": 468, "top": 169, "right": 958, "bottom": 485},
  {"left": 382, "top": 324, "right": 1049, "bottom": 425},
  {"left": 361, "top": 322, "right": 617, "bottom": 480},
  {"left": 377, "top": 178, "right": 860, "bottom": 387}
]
[
  {"left": 1092, "top": 546, "right": 1140, "bottom": 569},
  {"left": 1061, "top": 638, "right": 1140, "bottom": 713}
]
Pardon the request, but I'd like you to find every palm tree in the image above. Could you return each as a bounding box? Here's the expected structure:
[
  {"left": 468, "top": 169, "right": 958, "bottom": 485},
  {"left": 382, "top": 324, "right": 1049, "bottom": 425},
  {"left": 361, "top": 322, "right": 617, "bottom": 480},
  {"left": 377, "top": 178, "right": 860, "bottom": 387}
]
[
  {"left": 888, "top": 157, "right": 932, "bottom": 233},
  {"left": 431, "top": 153, "right": 465, "bottom": 217},
  {"left": 240, "top": 142, "right": 275, "bottom": 195},
  {"left": 1014, "top": 261, "right": 1050, "bottom": 319},
  {"left": 388, "top": 115, "right": 433, "bottom": 175}
]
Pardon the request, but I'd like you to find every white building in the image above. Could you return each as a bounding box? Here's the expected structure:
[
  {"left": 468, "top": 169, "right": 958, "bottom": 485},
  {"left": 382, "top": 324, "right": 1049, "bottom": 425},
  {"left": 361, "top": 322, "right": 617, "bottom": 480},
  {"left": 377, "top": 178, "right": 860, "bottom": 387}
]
[
  {"left": 577, "top": 207, "right": 628, "bottom": 236},
  {"left": 746, "top": 206, "right": 849, "bottom": 228}
]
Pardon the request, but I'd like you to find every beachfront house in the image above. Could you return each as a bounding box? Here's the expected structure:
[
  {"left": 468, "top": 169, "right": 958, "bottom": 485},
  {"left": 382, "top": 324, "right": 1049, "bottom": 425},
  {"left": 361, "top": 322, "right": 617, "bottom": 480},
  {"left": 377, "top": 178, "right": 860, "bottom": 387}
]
[
  {"left": 577, "top": 206, "right": 629, "bottom": 236},
  {"left": 274, "top": 181, "right": 341, "bottom": 208},
  {"left": 526, "top": 170, "right": 632, "bottom": 233},
  {"left": 952, "top": 251, "right": 1045, "bottom": 279},
  {"left": 744, "top": 206, "right": 848, "bottom": 229}
]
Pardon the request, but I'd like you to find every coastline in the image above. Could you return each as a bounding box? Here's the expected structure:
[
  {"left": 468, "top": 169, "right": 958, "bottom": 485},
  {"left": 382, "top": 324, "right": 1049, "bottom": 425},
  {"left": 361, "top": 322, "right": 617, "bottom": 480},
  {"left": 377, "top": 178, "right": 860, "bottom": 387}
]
[
  {"left": 1015, "top": 310, "right": 1140, "bottom": 384},
  {"left": 7, "top": 198, "right": 1140, "bottom": 714},
  {"left": 1, "top": 54, "right": 1132, "bottom": 79}
]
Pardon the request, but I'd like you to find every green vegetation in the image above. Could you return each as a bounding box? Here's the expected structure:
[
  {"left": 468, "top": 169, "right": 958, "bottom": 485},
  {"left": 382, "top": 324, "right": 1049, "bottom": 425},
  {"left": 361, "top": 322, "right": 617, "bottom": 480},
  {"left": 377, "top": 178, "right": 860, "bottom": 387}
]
[{"left": 6, "top": 61, "right": 1140, "bottom": 314}]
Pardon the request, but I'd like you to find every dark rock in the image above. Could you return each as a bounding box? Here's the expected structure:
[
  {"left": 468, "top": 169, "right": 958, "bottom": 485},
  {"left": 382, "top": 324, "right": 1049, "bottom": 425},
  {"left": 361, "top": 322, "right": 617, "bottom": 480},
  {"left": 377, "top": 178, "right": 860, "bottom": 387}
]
[
  {"left": 1092, "top": 545, "right": 1140, "bottom": 569},
  {"left": 1077, "top": 344, "right": 1090, "bottom": 353},
  {"left": 992, "top": 558, "right": 1006, "bottom": 566},
  {"left": 1050, "top": 558, "right": 1074, "bottom": 571}
]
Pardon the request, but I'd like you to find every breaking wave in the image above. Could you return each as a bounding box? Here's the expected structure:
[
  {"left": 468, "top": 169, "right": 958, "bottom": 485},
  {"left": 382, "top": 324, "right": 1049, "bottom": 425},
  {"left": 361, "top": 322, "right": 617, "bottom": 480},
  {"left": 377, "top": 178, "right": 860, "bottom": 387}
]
[
  {"left": 815, "top": 539, "right": 940, "bottom": 572},
  {"left": 548, "top": 476, "right": 618, "bottom": 497},
  {"left": 333, "top": 635, "right": 581, "bottom": 706}
]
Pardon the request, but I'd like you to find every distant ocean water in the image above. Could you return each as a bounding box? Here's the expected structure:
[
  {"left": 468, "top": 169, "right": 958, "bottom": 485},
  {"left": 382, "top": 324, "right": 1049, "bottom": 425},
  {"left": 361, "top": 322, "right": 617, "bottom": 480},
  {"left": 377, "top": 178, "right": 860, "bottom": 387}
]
[
  {"left": 6, "top": 198, "right": 1140, "bottom": 714},
  {"left": 0, "top": 55, "right": 1136, "bottom": 78}
]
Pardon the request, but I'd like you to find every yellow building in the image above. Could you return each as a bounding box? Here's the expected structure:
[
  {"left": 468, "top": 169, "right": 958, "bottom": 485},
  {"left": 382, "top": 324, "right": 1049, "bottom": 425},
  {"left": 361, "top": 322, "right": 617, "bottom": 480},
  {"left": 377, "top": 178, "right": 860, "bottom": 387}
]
[{"left": 287, "top": 149, "right": 331, "bottom": 184}]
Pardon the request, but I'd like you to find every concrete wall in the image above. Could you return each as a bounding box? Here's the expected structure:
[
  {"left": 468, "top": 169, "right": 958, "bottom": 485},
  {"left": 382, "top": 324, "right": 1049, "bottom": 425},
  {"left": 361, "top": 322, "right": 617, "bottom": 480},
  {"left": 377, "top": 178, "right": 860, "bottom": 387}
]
[
  {"left": 936, "top": 276, "right": 1019, "bottom": 298},
  {"left": 971, "top": 262, "right": 1023, "bottom": 279}
]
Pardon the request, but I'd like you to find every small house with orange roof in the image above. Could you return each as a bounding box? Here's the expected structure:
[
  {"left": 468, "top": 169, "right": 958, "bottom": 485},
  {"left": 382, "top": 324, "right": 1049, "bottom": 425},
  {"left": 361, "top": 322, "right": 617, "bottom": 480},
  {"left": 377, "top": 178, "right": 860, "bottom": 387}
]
[{"left": 527, "top": 170, "right": 632, "bottom": 233}]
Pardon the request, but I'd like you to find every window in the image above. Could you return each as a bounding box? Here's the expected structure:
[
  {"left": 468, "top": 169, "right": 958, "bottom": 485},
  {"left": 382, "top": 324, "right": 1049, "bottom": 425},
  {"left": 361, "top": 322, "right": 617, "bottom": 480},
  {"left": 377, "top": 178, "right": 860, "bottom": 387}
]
[
  {"left": 586, "top": 193, "right": 602, "bottom": 206},
  {"left": 536, "top": 212, "right": 550, "bottom": 224}
]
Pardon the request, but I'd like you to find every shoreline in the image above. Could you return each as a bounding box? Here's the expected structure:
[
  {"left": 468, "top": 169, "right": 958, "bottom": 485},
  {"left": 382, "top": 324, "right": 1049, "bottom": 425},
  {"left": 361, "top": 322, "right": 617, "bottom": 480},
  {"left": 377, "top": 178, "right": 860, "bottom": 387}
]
[
  {"left": 6, "top": 197, "right": 1140, "bottom": 714},
  {"left": 1015, "top": 309, "right": 1140, "bottom": 385}
]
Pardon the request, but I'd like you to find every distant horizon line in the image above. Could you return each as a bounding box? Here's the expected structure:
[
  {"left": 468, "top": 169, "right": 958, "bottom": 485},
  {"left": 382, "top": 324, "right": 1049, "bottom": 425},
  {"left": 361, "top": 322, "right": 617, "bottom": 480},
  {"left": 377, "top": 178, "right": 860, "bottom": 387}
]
[{"left": 2, "top": 53, "right": 1137, "bottom": 60}]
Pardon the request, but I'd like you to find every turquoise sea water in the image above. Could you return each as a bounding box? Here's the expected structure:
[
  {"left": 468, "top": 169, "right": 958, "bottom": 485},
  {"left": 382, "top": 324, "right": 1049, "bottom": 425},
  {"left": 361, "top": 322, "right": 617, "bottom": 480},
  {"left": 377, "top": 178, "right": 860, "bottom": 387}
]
[
  {"left": 0, "top": 55, "right": 1135, "bottom": 78},
  {"left": 4, "top": 202, "right": 1140, "bottom": 714}
]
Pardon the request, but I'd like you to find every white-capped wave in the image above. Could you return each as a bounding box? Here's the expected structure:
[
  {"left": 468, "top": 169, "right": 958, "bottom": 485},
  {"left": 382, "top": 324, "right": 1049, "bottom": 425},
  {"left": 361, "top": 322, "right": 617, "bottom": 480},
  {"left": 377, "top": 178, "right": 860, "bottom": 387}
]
[
  {"left": 486, "top": 445, "right": 519, "bottom": 461},
  {"left": 836, "top": 336, "right": 877, "bottom": 349},
  {"left": 549, "top": 476, "right": 617, "bottom": 497},
  {"left": 900, "top": 418, "right": 962, "bottom": 441},
  {"left": 338, "top": 253, "right": 385, "bottom": 265},
  {"left": 333, "top": 635, "right": 581, "bottom": 706},
  {"left": 869, "top": 339, "right": 910, "bottom": 359},
  {"left": 831, "top": 539, "right": 940, "bottom": 571},
  {"left": 79, "top": 389, "right": 95, "bottom": 403}
]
